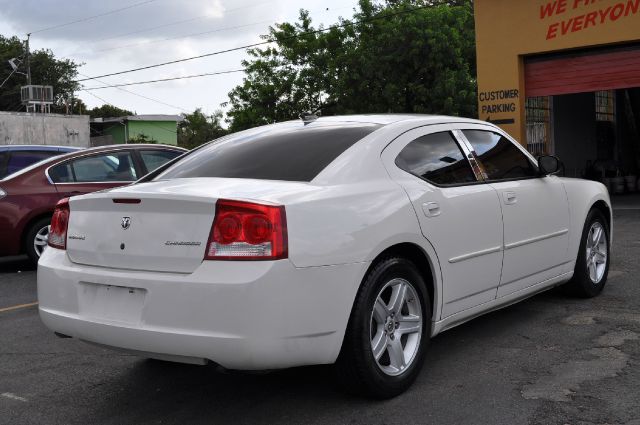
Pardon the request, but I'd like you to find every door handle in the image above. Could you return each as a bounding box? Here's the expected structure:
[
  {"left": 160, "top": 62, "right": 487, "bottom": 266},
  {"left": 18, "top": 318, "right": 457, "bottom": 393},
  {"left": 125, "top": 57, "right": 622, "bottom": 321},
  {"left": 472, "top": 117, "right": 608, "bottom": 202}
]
[
  {"left": 503, "top": 191, "right": 517, "bottom": 205},
  {"left": 422, "top": 202, "right": 441, "bottom": 217}
]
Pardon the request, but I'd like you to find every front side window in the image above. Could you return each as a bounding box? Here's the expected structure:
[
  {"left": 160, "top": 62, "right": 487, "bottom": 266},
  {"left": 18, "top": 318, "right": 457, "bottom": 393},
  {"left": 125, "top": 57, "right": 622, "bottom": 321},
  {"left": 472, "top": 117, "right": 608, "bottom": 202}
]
[
  {"left": 463, "top": 130, "right": 537, "bottom": 181},
  {"left": 49, "top": 152, "right": 138, "bottom": 183},
  {"left": 395, "top": 132, "right": 476, "bottom": 185}
]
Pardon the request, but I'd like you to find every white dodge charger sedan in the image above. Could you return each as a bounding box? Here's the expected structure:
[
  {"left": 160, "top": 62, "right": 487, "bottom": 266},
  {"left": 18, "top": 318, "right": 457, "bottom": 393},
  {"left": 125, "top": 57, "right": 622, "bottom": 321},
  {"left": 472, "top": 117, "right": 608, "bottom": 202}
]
[{"left": 38, "top": 115, "right": 611, "bottom": 398}]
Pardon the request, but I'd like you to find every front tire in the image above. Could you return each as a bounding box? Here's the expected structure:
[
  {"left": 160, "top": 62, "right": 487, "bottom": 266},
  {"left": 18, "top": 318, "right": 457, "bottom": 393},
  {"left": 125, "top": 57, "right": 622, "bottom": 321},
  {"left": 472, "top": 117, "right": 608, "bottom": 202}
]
[
  {"left": 335, "top": 257, "right": 431, "bottom": 399},
  {"left": 25, "top": 217, "right": 51, "bottom": 266},
  {"left": 564, "top": 209, "right": 610, "bottom": 297}
]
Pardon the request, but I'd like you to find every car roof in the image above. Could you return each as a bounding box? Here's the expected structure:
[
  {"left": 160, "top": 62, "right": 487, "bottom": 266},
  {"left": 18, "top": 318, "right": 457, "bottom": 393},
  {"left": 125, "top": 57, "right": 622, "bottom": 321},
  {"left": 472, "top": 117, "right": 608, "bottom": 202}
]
[
  {"left": 68, "top": 143, "right": 186, "bottom": 154},
  {"left": 0, "top": 145, "right": 83, "bottom": 152},
  {"left": 282, "top": 114, "right": 489, "bottom": 126}
]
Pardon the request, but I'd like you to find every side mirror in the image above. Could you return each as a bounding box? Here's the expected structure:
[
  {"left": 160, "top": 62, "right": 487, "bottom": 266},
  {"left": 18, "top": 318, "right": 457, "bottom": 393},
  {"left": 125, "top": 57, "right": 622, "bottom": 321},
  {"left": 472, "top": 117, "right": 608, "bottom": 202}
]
[{"left": 538, "top": 155, "right": 561, "bottom": 176}]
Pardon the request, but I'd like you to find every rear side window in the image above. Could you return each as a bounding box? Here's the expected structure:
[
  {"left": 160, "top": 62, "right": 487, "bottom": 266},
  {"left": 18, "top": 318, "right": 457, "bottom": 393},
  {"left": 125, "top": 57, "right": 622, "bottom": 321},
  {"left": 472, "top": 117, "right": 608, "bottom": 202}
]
[
  {"left": 49, "top": 152, "right": 138, "bottom": 183},
  {"left": 6, "top": 151, "right": 54, "bottom": 176},
  {"left": 140, "top": 150, "right": 182, "bottom": 173},
  {"left": 463, "top": 130, "right": 537, "bottom": 181},
  {"left": 395, "top": 132, "right": 476, "bottom": 185},
  {"left": 156, "top": 123, "right": 380, "bottom": 182}
]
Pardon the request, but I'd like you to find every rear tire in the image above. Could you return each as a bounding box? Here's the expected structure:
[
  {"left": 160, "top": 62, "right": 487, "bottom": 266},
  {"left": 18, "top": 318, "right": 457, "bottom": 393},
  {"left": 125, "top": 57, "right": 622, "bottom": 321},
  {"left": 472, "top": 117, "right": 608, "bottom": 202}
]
[
  {"left": 25, "top": 217, "right": 51, "bottom": 266},
  {"left": 563, "top": 209, "right": 610, "bottom": 298},
  {"left": 335, "top": 257, "right": 431, "bottom": 399}
]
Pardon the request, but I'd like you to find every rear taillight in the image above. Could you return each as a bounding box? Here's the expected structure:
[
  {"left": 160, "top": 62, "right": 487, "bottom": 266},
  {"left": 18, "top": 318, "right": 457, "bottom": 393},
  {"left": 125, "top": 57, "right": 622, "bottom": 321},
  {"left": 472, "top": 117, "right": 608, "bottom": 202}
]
[
  {"left": 48, "top": 198, "right": 70, "bottom": 250},
  {"left": 205, "top": 199, "right": 288, "bottom": 261}
]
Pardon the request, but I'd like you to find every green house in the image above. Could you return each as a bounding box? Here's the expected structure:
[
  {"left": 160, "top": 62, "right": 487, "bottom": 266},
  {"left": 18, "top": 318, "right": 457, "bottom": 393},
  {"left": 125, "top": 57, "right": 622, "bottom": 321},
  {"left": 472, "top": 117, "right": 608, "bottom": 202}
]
[{"left": 90, "top": 115, "right": 182, "bottom": 146}]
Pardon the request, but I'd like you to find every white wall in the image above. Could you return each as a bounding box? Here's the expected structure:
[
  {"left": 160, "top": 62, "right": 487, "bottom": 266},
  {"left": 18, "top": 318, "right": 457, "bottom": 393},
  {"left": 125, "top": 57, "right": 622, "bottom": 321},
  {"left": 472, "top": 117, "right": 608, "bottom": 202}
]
[{"left": 0, "top": 112, "right": 90, "bottom": 147}]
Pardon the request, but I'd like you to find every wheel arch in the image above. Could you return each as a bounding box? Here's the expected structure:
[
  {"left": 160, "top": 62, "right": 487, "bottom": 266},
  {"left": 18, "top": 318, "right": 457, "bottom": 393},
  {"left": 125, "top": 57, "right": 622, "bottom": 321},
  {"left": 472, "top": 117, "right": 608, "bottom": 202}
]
[
  {"left": 591, "top": 199, "right": 612, "bottom": 233},
  {"left": 364, "top": 242, "right": 439, "bottom": 324},
  {"left": 559, "top": 178, "right": 612, "bottom": 265}
]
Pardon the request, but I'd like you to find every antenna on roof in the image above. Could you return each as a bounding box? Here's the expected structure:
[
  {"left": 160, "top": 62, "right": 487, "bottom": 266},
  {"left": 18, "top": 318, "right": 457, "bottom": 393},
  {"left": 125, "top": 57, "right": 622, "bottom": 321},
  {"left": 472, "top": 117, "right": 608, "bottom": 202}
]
[{"left": 299, "top": 112, "right": 318, "bottom": 125}]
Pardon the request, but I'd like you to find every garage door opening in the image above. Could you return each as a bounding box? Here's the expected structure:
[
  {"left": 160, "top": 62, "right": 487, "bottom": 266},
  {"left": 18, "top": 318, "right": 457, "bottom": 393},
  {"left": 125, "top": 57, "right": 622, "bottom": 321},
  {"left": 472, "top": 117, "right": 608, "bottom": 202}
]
[{"left": 524, "top": 45, "right": 640, "bottom": 194}]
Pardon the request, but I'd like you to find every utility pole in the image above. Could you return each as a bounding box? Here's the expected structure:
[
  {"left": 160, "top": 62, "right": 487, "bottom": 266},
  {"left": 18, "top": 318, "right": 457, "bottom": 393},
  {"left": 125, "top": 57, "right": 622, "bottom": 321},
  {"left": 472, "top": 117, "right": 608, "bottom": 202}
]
[{"left": 25, "top": 33, "right": 32, "bottom": 85}]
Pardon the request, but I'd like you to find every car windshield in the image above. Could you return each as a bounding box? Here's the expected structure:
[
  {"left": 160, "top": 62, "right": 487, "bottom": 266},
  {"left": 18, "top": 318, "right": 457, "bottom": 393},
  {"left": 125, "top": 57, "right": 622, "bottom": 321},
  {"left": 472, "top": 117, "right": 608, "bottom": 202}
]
[{"left": 155, "top": 121, "right": 381, "bottom": 182}]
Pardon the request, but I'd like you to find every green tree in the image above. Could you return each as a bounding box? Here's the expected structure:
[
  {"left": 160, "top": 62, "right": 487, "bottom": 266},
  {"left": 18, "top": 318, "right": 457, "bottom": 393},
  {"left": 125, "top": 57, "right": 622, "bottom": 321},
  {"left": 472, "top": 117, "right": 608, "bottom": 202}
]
[
  {"left": 178, "top": 108, "right": 227, "bottom": 149},
  {"left": 127, "top": 133, "right": 156, "bottom": 144},
  {"left": 226, "top": 0, "right": 476, "bottom": 131},
  {"left": 88, "top": 104, "right": 134, "bottom": 119},
  {"left": 0, "top": 35, "right": 80, "bottom": 113}
]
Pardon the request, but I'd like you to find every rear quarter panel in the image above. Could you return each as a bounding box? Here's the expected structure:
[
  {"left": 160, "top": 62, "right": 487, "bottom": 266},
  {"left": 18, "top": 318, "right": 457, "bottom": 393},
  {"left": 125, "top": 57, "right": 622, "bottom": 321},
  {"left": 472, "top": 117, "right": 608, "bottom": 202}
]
[
  {"left": 281, "top": 179, "right": 425, "bottom": 268},
  {"left": 281, "top": 178, "right": 444, "bottom": 324}
]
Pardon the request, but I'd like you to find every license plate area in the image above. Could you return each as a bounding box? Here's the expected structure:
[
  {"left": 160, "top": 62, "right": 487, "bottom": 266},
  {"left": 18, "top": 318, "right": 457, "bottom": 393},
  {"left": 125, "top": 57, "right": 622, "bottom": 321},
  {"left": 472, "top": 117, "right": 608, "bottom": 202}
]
[{"left": 78, "top": 282, "right": 146, "bottom": 325}]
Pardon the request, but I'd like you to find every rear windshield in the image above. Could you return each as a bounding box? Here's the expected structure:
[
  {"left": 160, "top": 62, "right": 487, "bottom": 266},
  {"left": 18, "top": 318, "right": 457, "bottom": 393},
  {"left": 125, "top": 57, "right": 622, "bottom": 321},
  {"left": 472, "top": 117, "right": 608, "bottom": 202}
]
[{"left": 156, "top": 122, "right": 381, "bottom": 182}]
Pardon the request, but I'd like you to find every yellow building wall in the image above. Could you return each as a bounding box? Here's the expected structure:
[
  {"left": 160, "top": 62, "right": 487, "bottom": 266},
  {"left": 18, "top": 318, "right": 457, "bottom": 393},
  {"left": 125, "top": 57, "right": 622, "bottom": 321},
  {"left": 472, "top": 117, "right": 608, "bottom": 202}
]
[{"left": 474, "top": 0, "right": 640, "bottom": 144}]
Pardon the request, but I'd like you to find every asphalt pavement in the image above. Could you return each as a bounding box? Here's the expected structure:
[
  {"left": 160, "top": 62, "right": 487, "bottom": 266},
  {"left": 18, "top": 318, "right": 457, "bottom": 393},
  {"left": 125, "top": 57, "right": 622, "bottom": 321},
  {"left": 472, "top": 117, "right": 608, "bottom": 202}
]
[{"left": 1, "top": 208, "right": 639, "bottom": 425}]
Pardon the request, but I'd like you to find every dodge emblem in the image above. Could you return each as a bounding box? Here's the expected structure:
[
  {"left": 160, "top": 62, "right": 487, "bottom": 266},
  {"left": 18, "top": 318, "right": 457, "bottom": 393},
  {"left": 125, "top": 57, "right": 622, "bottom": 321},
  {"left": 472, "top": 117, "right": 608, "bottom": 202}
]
[{"left": 121, "top": 217, "right": 131, "bottom": 230}]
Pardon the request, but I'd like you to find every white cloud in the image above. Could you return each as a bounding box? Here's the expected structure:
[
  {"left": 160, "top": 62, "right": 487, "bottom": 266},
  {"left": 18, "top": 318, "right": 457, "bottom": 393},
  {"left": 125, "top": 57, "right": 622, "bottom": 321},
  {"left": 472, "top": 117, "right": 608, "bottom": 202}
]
[{"left": 0, "top": 0, "right": 358, "bottom": 116}]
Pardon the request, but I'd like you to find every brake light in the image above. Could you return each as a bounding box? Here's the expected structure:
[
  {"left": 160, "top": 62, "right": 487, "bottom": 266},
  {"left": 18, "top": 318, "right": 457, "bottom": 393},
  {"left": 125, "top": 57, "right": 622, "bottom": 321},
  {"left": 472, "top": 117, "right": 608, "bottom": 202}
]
[
  {"left": 205, "top": 199, "right": 288, "bottom": 260},
  {"left": 49, "top": 198, "right": 70, "bottom": 250}
]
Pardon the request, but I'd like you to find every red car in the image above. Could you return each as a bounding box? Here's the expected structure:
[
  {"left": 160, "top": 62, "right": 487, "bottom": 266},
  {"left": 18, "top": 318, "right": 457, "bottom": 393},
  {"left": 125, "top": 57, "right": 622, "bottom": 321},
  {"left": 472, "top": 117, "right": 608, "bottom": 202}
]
[{"left": 0, "top": 144, "right": 185, "bottom": 264}]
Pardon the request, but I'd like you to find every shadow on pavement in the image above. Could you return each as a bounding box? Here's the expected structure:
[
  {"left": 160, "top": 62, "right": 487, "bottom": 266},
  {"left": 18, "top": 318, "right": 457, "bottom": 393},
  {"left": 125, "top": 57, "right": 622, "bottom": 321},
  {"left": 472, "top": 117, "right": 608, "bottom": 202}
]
[{"left": 0, "top": 255, "right": 34, "bottom": 274}]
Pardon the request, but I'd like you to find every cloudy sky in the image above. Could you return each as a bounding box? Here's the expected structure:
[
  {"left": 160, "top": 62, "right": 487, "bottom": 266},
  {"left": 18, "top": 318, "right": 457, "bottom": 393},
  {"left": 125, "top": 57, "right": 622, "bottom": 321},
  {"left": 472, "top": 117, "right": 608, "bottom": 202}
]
[{"left": 0, "top": 0, "right": 360, "bottom": 118}]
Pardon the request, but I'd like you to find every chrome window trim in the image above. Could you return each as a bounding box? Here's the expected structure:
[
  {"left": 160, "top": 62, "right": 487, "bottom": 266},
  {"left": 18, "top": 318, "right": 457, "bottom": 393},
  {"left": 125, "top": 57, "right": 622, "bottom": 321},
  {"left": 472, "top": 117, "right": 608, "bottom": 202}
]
[
  {"left": 52, "top": 181, "right": 136, "bottom": 185},
  {"left": 451, "top": 129, "right": 487, "bottom": 182},
  {"left": 45, "top": 146, "right": 183, "bottom": 185}
]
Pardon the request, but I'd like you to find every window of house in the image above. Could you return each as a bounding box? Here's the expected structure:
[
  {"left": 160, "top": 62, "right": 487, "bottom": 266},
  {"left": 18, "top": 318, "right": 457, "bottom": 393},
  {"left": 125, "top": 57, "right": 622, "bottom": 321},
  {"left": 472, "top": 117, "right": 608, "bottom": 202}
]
[
  {"left": 525, "top": 96, "right": 551, "bottom": 156},
  {"left": 595, "top": 90, "right": 615, "bottom": 122}
]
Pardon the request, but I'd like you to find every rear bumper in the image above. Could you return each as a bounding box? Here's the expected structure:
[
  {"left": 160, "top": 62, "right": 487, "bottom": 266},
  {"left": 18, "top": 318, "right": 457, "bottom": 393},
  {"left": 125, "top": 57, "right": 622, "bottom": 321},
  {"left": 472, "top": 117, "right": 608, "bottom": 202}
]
[{"left": 38, "top": 248, "right": 367, "bottom": 369}]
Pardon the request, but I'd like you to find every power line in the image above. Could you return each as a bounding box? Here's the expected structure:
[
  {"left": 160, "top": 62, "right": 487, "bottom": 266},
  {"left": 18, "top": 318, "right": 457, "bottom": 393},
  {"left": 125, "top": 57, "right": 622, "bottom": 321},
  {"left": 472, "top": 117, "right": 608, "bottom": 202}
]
[
  {"left": 81, "top": 89, "right": 178, "bottom": 135},
  {"left": 90, "top": 4, "right": 351, "bottom": 55},
  {"left": 77, "top": 72, "right": 190, "bottom": 112},
  {"left": 94, "top": 19, "right": 273, "bottom": 54},
  {"left": 82, "top": 69, "right": 245, "bottom": 89},
  {"left": 29, "top": 0, "right": 159, "bottom": 35},
  {"left": 76, "top": 4, "right": 433, "bottom": 83},
  {"left": 91, "top": 0, "right": 273, "bottom": 45},
  {"left": 75, "top": 41, "right": 262, "bottom": 82}
]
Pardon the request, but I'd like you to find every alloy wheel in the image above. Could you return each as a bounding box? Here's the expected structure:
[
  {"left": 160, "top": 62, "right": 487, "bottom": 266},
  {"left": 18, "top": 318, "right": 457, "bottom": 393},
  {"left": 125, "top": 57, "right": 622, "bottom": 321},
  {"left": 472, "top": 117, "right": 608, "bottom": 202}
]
[
  {"left": 370, "top": 278, "right": 422, "bottom": 376},
  {"left": 585, "top": 222, "right": 607, "bottom": 284},
  {"left": 34, "top": 225, "right": 50, "bottom": 257}
]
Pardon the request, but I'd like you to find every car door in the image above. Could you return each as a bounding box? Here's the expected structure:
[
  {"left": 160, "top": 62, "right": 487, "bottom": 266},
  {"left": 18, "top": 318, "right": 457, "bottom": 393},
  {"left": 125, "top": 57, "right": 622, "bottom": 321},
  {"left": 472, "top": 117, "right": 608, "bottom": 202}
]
[
  {"left": 382, "top": 125, "right": 504, "bottom": 318},
  {"left": 460, "top": 128, "right": 570, "bottom": 298},
  {"left": 47, "top": 150, "right": 140, "bottom": 198}
]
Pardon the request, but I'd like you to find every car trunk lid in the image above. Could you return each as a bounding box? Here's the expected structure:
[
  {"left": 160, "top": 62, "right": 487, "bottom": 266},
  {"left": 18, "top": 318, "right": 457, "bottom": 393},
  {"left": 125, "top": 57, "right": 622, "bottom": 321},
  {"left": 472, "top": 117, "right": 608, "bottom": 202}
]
[{"left": 65, "top": 178, "right": 313, "bottom": 273}]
